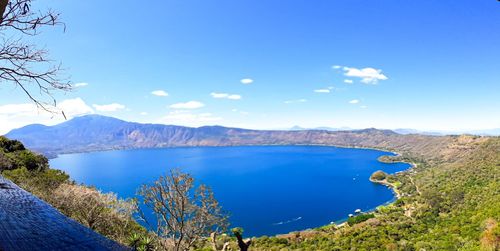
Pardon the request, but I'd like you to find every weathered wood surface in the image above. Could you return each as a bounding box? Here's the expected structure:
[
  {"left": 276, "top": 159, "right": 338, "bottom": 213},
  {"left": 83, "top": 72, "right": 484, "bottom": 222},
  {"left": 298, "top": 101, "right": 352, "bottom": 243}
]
[{"left": 0, "top": 175, "right": 129, "bottom": 251}]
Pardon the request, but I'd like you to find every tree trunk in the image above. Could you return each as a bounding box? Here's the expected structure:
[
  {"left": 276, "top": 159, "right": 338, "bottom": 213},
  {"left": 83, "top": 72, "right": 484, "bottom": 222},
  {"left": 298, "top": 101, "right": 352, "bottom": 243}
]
[
  {"left": 234, "top": 232, "right": 251, "bottom": 251},
  {"left": 0, "top": 0, "right": 8, "bottom": 22}
]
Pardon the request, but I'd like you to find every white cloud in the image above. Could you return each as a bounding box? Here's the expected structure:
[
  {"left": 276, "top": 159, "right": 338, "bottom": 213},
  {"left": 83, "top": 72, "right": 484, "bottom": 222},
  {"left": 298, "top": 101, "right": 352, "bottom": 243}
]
[
  {"left": 59, "top": 98, "right": 94, "bottom": 116},
  {"left": 0, "top": 98, "right": 94, "bottom": 134},
  {"left": 349, "top": 99, "right": 360, "bottom": 104},
  {"left": 140, "top": 112, "right": 148, "bottom": 115},
  {"left": 332, "top": 65, "right": 342, "bottom": 69},
  {"left": 344, "top": 79, "right": 353, "bottom": 84},
  {"left": 159, "top": 110, "right": 221, "bottom": 127},
  {"left": 284, "top": 99, "right": 307, "bottom": 104},
  {"left": 314, "top": 89, "right": 331, "bottom": 93},
  {"left": 228, "top": 95, "right": 241, "bottom": 100},
  {"left": 342, "top": 67, "right": 388, "bottom": 84},
  {"left": 0, "top": 103, "right": 36, "bottom": 115},
  {"left": 240, "top": 78, "right": 253, "bottom": 84},
  {"left": 92, "top": 103, "right": 126, "bottom": 112},
  {"left": 169, "top": 101, "right": 205, "bottom": 109},
  {"left": 360, "top": 105, "right": 368, "bottom": 109},
  {"left": 151, "top": 90, "right": 169, "bottom": 97},
  {"left": 231, "top": 109, "right": 249, "bottom": 115},
  {"left": 211, "top": 93, "right": 227, "bottom": 98},
  {"left": 74, "top": 82, "right": 88, "bottom": 88},
  {"left": 210, "top": 92, "right": 241, "bottom": 100}
]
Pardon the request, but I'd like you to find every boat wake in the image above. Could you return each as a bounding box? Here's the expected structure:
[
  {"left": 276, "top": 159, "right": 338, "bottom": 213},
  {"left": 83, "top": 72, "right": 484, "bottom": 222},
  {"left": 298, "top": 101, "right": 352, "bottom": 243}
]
[{"left": 272, "top": 217, "right": 303, "bottom": 226}]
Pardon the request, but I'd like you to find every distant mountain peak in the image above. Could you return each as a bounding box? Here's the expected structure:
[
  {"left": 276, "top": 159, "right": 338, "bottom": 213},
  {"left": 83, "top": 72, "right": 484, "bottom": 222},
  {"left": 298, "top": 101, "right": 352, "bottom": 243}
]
[
  {"left": 70, "top": 114, "right": 126, "bottom": 122},
  {"left": 4, "top": 115, "right": 451, "bottom": 156}
]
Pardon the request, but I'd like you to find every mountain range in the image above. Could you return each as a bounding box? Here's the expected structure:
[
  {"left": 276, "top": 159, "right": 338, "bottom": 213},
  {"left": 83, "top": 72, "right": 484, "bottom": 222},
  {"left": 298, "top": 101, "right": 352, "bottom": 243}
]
[
  {"left": 289, "top": 126, "right": 500, "bottom": 136},
  {"left": 4, "top": 115, "right": 490, "bottom": 160}
]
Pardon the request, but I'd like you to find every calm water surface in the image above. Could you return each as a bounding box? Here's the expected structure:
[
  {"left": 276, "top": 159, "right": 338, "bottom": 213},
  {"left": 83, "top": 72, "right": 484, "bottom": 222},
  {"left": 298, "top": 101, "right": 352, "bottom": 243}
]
[{"left": 50, "top": 146, "right": 410, "bottom": 237}]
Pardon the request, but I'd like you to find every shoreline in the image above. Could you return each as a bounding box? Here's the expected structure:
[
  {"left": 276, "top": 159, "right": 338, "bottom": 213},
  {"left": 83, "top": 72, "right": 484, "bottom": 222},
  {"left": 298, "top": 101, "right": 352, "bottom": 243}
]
[
  {"left": 47, "top": 143, "right": 402, "bottom": 159},
  {"left": 48, "top": 144, "right": 416, "bottom": 237},
  {"left": 369, "top": 177, "right": 401, "bottom": 199},
  {"left": 319, "top": 157, "right": 414, "bottom": 232}
]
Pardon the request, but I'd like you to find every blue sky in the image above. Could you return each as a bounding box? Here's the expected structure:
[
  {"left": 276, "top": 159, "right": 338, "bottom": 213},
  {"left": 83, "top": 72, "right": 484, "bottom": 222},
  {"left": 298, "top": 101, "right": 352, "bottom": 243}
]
[{"left": 1, "top": 0, "right": 499, "bottom": 133}]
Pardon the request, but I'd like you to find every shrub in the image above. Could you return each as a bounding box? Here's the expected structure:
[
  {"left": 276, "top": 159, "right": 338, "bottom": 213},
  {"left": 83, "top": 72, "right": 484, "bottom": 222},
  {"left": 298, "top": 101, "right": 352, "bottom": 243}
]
[
  {"left": 370, "top": 170, "right": 387, "bottom": 181},
  {"left": 347, "top": 213, "right": 375, "bottom": 226},
  {"left": 0, "top": 137, "right": 25, "bottom": 152}
]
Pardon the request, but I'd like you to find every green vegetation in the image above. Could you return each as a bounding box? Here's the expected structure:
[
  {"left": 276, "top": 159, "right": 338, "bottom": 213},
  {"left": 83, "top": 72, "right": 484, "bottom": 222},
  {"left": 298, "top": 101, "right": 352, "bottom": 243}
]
[
  {"left": 251, "top": 137, "right": 500, "bottom": 250},
  {"left": 377, "top": 155, "right": 402, "bottom": 163},
  {"left": 370, "top": 170, "right": 387, "bottom": 181},
  {"left": 2, "top": 135, "right": 499, "bottom": 250},
  {"left": 0, "top": 137, "right": 48, "bottom": 171},
  {"left": 347, "top": 213, "right": 375, "bottom": 226}
]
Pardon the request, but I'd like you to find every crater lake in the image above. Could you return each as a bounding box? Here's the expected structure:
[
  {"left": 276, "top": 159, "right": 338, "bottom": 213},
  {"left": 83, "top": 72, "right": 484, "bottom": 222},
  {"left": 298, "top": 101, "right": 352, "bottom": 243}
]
[{"left": 49, "top": 145, "right": 411, "bottom": 237}]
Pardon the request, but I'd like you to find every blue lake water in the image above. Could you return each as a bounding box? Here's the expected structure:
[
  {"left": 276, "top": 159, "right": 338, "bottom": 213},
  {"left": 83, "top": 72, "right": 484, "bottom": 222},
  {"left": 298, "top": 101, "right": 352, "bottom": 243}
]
[{"left": 49, "top": 145, "right": 410, "bottom": 237}]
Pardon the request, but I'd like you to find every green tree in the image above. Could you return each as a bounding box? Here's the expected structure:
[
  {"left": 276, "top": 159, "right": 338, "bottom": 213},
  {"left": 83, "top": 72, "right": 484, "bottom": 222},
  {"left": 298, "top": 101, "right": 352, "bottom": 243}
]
[{"left": 370, "top": 170, "right": 387, "bottom": 181}]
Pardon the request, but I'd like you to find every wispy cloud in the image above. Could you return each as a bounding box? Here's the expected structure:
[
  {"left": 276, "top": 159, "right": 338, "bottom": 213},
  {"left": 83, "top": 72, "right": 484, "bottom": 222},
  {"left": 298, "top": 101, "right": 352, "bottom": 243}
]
[
  {"left": 169, "top": 101, "right": 205, "bottom": 109},
  {"left": 231, "top": 109, "right": 249, "bottom": 115},
  {"left": 0, "top": 98, "right": 94, "bottom": 134},
  {"left": 360, "top": 105, "right": 368, "bottom": 109},
  {"left": 344, "top": 79, "right": 353, "bottom": 84},
  {"left": 284, "top": 99, "right": 307, "bottom": 104},
  {"left": 159, "top": 110, "right": 221, "bottom": 126},
  {"left": 314, "top": 89, "right": 330, "bottom": 93},
  {"left": 0, "top": 103, "right": 36, "bottom": 115},
  {"left": 314, "top": 86, "right": 335, "bottom": 93},
  {"left": 349, "top": 99, "right": 360, "bottom": 104},
  {"left": 73, "top": 82, "right": 88, "bottom": 88},
  {"left": 151, "top": 90, "right": 169, "bottom": 97},
  {"left": 240, "top": 78, "right": 253, "bottom": 84},
  {"left": 92, "top": 103, "right": 126, "bottom": 112},
  {"left": 140, "top": 112, "right": 148, "bottom": 115},
  {"left": 210, "top": 92, "right": 242, "bottom": 100}
]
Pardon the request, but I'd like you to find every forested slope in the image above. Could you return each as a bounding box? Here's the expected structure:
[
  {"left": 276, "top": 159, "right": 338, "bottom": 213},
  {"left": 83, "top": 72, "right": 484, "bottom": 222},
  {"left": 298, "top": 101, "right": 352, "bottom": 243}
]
[{"left": 252, "top": 137, "right": 500, "bottom": 250}]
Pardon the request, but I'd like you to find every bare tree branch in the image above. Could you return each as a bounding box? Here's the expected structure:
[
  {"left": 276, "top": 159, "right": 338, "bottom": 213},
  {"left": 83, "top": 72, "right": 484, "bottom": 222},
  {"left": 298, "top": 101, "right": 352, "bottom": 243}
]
[
  {"left": 138, "top": 169, "right": 228, "bottom": 251},
  {"left": 0, "top": 0, "right": 70, "bottom": 111}
]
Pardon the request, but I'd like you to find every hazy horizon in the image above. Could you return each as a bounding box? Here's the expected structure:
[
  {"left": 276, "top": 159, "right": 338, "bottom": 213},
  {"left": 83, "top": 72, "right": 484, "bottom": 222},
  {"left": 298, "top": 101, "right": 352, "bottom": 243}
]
[
  {"left": 1, "top": 1, "right": 499, "bottom": 134},
  {"left": 3, "top": 114, "right": 500, "bottom": 136}
]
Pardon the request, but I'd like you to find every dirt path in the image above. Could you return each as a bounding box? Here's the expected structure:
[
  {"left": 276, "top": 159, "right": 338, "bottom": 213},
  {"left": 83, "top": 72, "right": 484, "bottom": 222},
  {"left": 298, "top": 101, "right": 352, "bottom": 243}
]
[{"left": 408, "top": 175, "right": 421, "bottom": 196}]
